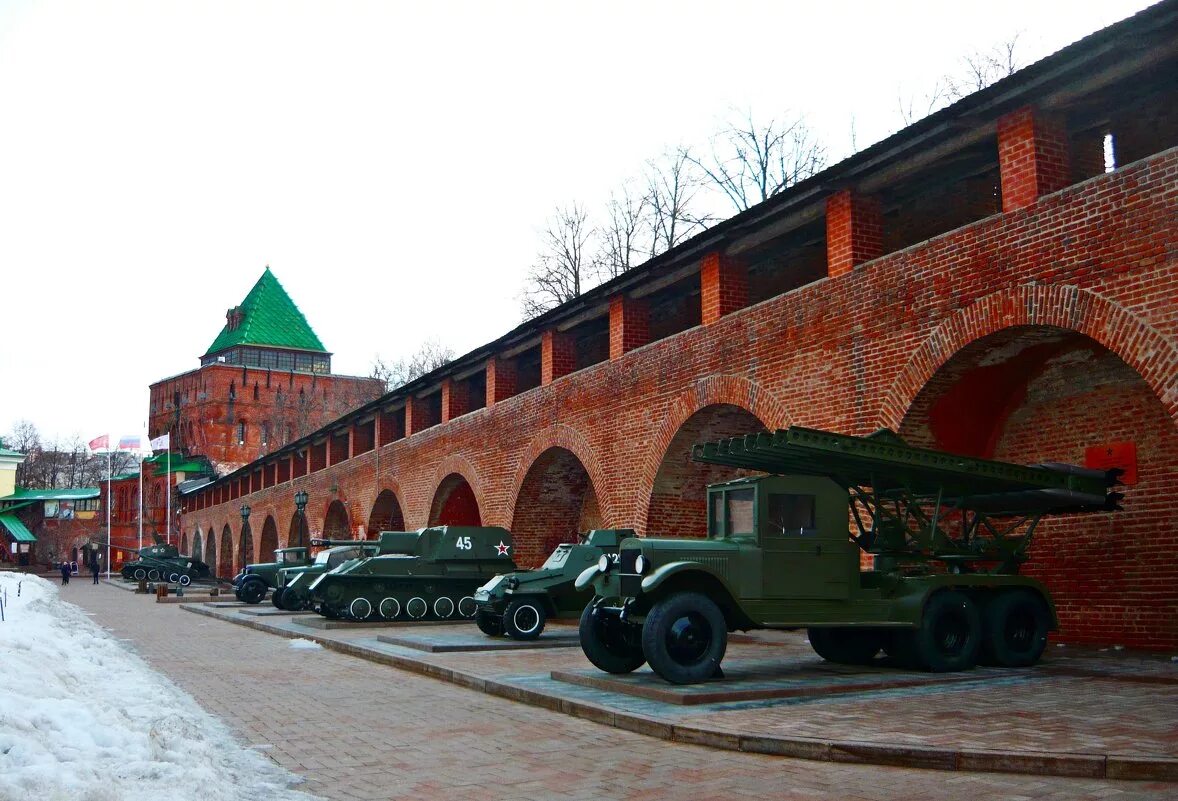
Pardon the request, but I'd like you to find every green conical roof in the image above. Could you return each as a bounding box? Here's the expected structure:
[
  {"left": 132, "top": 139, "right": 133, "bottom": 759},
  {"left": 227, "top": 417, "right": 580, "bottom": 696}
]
[{"left": 204, "top": 268, "right": 327, "bottom": 356}]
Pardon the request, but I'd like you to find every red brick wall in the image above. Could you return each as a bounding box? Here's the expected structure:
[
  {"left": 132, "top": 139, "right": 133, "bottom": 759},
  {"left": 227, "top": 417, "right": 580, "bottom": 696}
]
[{"left": 185, "top": 147, "right": 1178, "bottom": 647}]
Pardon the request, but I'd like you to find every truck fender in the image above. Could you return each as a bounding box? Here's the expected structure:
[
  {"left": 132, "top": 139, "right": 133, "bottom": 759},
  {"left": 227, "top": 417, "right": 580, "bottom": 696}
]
[
  {"left": 574, "top": 564, "right": 600, "bottom": 591},
  {"left": 640, "top": 561, "right": 736, "bottom": 598}
]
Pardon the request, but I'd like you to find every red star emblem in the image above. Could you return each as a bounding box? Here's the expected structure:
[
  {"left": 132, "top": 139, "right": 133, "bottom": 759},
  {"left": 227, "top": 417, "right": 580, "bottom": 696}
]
[{"left": 495, "top": 540, "right": 511, "bottom": 556}]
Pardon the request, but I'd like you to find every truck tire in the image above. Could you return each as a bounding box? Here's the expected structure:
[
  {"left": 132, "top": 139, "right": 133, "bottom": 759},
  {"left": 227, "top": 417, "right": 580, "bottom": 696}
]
[
  {"left": 641, "top": 592, "right": 728, "bottom": 685},
  {"left": 914, "top": 590, "right": 981, "bottom": 672},
  {"left": 981, "top": 590, "right": 1049, "bottom": 667},
  {"left": 239, "top": 578, "right": 267, "bottom": 604},
  {"left": 808, "top": 627, "right": 883, "bottom": 664},
  {"left": 271, "top": 587, "right": 287, "bottom": 610},
  {"left": 504, "top": 598, "right": 547, "bottom": 640},
  {"left": 579, "top": 600, "right": 646, "bottom": 674},
  {"left": 476, "top": 610, "right": 504, "bottom": 637}
]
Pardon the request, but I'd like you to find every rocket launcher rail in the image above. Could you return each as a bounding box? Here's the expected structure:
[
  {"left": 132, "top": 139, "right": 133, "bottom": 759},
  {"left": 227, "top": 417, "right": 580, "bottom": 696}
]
[{"left": 693, "top": 426, "right": 1123, "bottom": 573}]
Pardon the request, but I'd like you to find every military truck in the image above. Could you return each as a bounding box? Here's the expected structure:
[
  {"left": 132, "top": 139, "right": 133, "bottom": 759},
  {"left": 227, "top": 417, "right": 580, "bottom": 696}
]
[
  {"left": 473, "top": 529, "right": 627, "bottom": 640},
  {"left": 119, "top": 536, "right": 211, "bottom": 586},
  {"left": 233, "top": 547, "right": 313, "bottom": 603},
  {"left": 273, "top": 532, "right": 421, "bottom": 611},
  {"left": 307, "top": 526, "right": 516, "bottom": 621},
  {"left": 577, "top": 426, "right": 1121, "bottom": 685}
]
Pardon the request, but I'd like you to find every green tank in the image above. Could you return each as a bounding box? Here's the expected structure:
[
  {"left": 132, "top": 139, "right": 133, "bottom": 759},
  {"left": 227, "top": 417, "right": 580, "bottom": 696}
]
[
  {"left": 307, "top": 526, "right": 516, "bottom": 621},
  {"left": 472, "top": 529, "right": 627, "bottom": 640},
  {"left": 119, "top": 538, "right": 211, "bottom": 586},
  {"left": 272, "top": 532, "right": 421, "bottom": 611}
]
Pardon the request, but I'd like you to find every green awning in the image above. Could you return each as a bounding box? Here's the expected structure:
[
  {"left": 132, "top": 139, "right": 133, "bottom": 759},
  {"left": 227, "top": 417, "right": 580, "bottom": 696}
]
[{"left": 0, "top": 514, "right": 36, "bottom": 543}]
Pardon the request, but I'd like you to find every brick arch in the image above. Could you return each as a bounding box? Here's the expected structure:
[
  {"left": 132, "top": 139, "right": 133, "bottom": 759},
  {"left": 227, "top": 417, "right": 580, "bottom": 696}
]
[
  {"left": 880, "top": 285, "right": 1178, "bottom": 431},
  {"left": 634, "top": 375, "right": 789, "bottom": 531},
  {"left": 259, "top": 515, "right": 279, "bottom": 558},
  {"left": 191, "top": 527, "right": 203, "bottom": 561},
  {"left": 427, "top": 455, "right": 485, "bottom": 527},
  {"left": 504, "top": 424, "right": 614, "bottom": 530},
  {"left": 180, "top": 532, "right": 188, "bottom": 554},
  {"left": 218, "top": 525, "right": 233, "bottom": 578},
  {"left": 367, "top": 485, "right": 406, "bottom": 534},
  {"left": 323, "top": 499, "right": 352, "bottom": 539}
]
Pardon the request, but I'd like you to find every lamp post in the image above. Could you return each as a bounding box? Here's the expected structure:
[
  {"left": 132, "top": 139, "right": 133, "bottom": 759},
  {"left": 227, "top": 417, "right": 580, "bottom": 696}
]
[
  {"left": 239, "top": 503, "right": 251, "bottom": 570},
  {"left": 294, "top": 490, "right": 308, "bottom": 548}
]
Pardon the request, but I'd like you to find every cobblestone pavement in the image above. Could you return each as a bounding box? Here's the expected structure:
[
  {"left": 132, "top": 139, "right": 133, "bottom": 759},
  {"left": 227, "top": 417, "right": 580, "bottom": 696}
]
[{"left": 66, "top": 584, "right": 1175, "bottom": 801}]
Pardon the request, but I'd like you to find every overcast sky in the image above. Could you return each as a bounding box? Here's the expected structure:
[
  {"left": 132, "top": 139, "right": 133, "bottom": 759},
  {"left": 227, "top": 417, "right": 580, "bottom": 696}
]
[{"left": 0, "top": 0, "right": 1154, "bottom": 446}]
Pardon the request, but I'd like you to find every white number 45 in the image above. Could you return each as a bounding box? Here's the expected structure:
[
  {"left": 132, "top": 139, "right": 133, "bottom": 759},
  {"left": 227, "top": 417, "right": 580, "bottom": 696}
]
[{"left": 455, "top": 536, "right": 472, "bottom": 550}]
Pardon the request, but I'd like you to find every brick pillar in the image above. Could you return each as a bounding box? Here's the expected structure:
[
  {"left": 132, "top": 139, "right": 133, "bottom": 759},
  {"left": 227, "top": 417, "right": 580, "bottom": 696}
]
[
  {"left": 486, "top": 357, "right": 517, "bottom": 407},
  {"left": 441, "top": 377, "right": 470, "bottom": 422},
  {"left": 609, "top": 295, "right": 649, "bottom": 360},
  {"left": 700, "top": 251, "right": 748, "bottom": 325},
  {"left": 541, "top": 330, "right": 575, "bottom": 385},
  {"left": 405, "top": 397, "right": 426, "bottom": 437},
  {"left": 997, "top": 106, "right": 1071, "bottom": 213},
  {"left": 825, "top": 189, "right": 882, "bottom": 278}
]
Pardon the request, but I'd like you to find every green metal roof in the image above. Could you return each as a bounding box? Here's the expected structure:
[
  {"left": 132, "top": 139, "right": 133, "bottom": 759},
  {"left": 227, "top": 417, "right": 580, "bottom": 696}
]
[
  {"left": 0, "top": 487, "right": 100, "bottom": 502},
  {"left": 143, "top": 453, "right": 208, "bottom": 473},
  {"left": 0, "top": 514, "right": 36, "bottom": 543},
  {"left": 203, "top": 267, "right": 327, "bottom": 356},
  {"left": 0, "top": 447, "right": 25, "bottom": 458}
]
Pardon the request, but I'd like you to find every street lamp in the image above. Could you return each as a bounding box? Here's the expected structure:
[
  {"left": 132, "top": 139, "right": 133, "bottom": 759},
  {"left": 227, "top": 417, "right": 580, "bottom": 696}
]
[{"left": 294, "top": 490, "right": 308, "bottom": 548}]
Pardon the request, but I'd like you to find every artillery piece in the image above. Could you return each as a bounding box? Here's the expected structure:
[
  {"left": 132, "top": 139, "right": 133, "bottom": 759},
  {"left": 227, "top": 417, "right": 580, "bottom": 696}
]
[
  {"left": 272, "top": 532, "right": 421, "bottom": 611},
  {"left": 577, "top": 426, "right": 1122, "bottom": 684},
  {"left": 307, "top": 526, "right": 516, "bottom": 621},
  {"left": 117, "top": 534, "right": 212, "bottom": 586}
]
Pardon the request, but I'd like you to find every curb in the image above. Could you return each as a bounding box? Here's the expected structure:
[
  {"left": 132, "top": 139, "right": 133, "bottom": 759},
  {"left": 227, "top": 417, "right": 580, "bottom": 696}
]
[{"left": 179, "top": 604, "right": 1177, "bottom": 782}]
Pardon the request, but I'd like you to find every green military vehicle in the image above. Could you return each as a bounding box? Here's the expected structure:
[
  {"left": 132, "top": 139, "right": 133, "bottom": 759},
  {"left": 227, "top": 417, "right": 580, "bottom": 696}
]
[
  {"left": 307, "top": 526, "right": 517, "bottom": 621},
  {"left": 472, "top": 529, "right": 627, "bottom": 640},
  {"left": 577, "top": 426, "right": 1121, "bottom": 685},
  {"left": 273, "top": 532, "right": 421, "bottom": 611},
  {"left": 119, "top": 536, "right": 212, "bottom": 586},
  {"left": 234, "top": 547, "right": 312, "bottom": 604}
]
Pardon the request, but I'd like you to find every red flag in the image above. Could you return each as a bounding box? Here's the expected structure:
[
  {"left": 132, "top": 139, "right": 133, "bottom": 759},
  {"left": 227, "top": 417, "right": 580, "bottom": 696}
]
[{"left": 88, "top": 434, "right": 110, "bottom": 453}]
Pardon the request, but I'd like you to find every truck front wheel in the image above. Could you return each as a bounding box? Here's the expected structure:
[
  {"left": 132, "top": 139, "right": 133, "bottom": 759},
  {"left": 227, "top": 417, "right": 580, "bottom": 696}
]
[
  {"left": 238, "top": 578, "right": 267, "bottom": 604},
  {"left": 579, "top": 600, "right": 646, "bottom": 674},
  {"left": 642, "top": 592, "right": 728, "bottom": 685},
  {"left": 271, "top": 587, "right": 287, "bottom": 610},
  {"left": 504, "top": 599, "right": 547, "bottom": 640},
  {"left": 981, "top": 590, "right": 1049, "bottom": 667},
  {"left": 914, "top": 590, "right": 981, "bottom": 672}
]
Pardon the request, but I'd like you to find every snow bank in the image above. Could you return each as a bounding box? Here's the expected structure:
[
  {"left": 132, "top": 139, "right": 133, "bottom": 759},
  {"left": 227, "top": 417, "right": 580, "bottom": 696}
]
[{"left": 0, "top": 573, "right": 320, "bottom": 801}]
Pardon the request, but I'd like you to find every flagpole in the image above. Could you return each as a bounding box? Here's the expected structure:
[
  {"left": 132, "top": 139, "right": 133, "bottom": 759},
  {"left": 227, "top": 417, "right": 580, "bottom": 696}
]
[
  {"left": 165, "top": 442, "right": 171, "bottom": 545},
  {"left": 137, "top": 453, "right": 143, "bottom": 553},
  {"left": 105, "top": 449, "right": 111, "bottom": 580}
]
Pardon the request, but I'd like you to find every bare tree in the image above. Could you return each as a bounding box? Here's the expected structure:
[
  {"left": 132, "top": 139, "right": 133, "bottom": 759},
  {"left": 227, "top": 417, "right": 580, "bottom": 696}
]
[
  {"left": 371, "top": 338, "right": 456, "bottom": 392},
  {"left": 898, "top": 35, "right": 1022, "bottom": 125},
  {"left": 645, "top": 148, "right": 711, "bottom": 257},
  {"left": 690, "top": 110, "right": 826, "bottom": 212},
  {"left": 595, "top": 185, "right": 649, "bottom": 281},
  {"left": 520, "top": 203, "right": 595, "bottom": 319}
]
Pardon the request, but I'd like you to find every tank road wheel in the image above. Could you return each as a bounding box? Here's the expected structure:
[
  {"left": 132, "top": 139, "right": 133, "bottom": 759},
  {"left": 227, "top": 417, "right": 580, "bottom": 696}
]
[
  {"left": 348, "top": 597, "right": 373, "bottom": 621},
  {"left": 168, "top": 572, "right": 181, "bottom": 584},
  {"left": 406, "top": 597, "right": 428, "bottom": 620},
  {"left": 475, "top": 610, "right": 504, "bottom": 637},
  {"left": 147, "top": 569, "right": 160, "bottom": 582},
  {"left": 133, "top": 568, "right": 146, "bottom": 581},
  {"left": 379, "top": 597, "right": 401, "bottom": 620},
  {"left": 641, "top": 592, "right": 728, "bottom": 685},
  {"left": 434, "top": 597, "right": 456, "bottom": 619},
  {"left": 579, "top": 599, "right": 646, "bottom": 675},
  {"left": 981, "top": 590, "right": 1050, "bottom": 668},
  {"left": 458, "top": 596, "right": 478, "bottom": 619},
  {"left": 238, "top": 578, "right": 267, "bottom": 605},
  {"left": 503, "top": 598, "right": 547, "bottom": 641},
  {"left": 178, "top": 574, "right": 192, "bottom": 587},
  {"left": 271, "top": 587, "right": 287, "bottom": 610},
  {"left": 807, "top": 628, "right": 884, "bottom": 665},
  {"left": 914, "top": 590, "right": 981, "bottom": 672}
]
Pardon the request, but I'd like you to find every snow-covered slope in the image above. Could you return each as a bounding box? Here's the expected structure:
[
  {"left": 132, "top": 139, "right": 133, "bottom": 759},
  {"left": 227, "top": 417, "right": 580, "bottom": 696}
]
[{"left": 0, "top": 574, "right": 319, "bottom": 801}]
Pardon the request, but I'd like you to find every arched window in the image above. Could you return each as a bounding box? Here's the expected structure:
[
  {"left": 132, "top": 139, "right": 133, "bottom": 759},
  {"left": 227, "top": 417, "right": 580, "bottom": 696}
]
[{"left": 237, "top": 421, "right": 247, "bottom": 445}]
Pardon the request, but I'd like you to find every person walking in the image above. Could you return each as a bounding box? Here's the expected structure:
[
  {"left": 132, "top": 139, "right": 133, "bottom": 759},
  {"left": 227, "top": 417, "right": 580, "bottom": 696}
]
[
  {"left": 90, "top": 553, "right": 100, "bottom": 585},
  {"left": 59, "top": 559, "right": 70, "bottom": 585}
]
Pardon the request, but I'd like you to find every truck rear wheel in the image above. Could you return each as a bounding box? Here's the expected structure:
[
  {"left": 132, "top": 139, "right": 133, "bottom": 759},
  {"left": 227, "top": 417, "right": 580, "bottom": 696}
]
[
  {"left": 914, "top": 590, "right": 981, "bottom": 672},
  {"left": 271, "top": 588, "right": 287, "bottom": 610},
  {"left": 808, "top": 628, "right": 883, "bottom": 665},
  {"left": 239, "top": 578, "right": 267, "bottom": 604},
  {"left": 579, "top": 599, "right": 645, "bottom": 674},
  {"left": 504, "top": 599, "right": 547, "bottom": 640},
  {"left": 642, "top": 592, "right": 727, "bottom": 685},
  {"left": 981, "top": 590, "right": 1049, "bottom": 667},
  {"left": 476, "top": 610, "right": 504, "bottom": 636}
]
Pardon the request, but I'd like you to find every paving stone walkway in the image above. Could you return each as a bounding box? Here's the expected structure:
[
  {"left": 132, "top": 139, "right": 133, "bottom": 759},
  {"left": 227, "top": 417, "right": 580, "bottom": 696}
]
[{"left": 66, "top": 584, "right": 1176, "bottom": 800}]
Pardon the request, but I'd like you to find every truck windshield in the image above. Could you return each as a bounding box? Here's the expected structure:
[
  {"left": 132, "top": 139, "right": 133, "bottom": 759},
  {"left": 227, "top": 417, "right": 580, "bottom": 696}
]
[
  {"left": 711, "top": 488, "right": 756, "bottom": 539},
  {"left": 278, "top": 551, "right": 302, "bottom": 565}
]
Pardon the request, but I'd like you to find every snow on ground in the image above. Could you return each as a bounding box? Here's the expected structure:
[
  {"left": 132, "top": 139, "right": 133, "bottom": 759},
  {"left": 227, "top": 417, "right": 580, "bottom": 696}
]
[{"left": 0, "top": 573, "right": 320, "bottom": 801}]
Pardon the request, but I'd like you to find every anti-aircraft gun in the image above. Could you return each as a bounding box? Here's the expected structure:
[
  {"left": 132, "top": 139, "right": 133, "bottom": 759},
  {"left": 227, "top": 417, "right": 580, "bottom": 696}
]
[
  {"left": 117, "top": 534, "right": 212, "bottom": 586},
  {"left": 307, "top": 526, "right": 516, "bottom": 621},
  {"left": 272, "top": 531, "right": 421, "bottom": 611},
  {"left": 577, "top": 426, "right": 1122, "bottom": 684}
]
